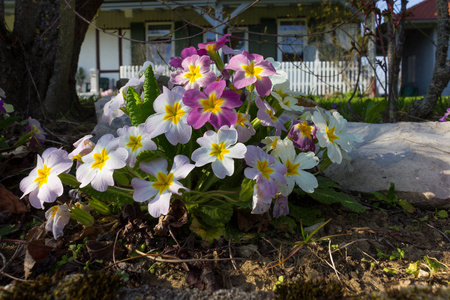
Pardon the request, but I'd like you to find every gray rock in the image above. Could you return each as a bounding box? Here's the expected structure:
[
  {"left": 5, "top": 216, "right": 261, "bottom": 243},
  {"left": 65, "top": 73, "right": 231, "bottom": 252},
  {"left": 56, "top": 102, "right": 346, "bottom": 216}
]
[{"left": 324, "top": 121, "right": 450, "bottom": 208}]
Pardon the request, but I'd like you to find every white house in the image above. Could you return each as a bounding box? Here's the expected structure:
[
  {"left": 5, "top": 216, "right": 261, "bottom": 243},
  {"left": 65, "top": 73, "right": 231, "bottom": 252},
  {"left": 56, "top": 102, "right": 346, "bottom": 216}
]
[
  {"left": 401, "top": 0, "right": 450, "bottom": 96},
  {"left": 77, "top": 0, "right": 368, "bottom": 94}
]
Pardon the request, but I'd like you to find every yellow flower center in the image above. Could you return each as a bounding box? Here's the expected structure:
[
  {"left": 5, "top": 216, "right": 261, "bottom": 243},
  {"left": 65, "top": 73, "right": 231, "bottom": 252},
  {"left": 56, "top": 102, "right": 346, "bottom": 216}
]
[
  {"left": 126, "top": 135, "right": 143, "bottom": 152},
  {"left": 163, "top": 102, "right": 185, "bottom": 124},
  {"left": 266, "top": 109, "right": 278, "bottom": 121},
  {"left": 236, "top": 113, "right": 247, "bottom": 127},
  {"left": 50, "top": 205, "right": 59, "bottom": 218},
  {"left": 242, "top": 61, "right": 263, "bottom": 80},
  {"left": 200, "top": 92, "right": 224, "bottom": 115},
  {"left": 206, "top": 44, "right": 216, "bottom": 52},
  {"left": 210, "top": 142, "right": 230, "bottom": 161},
  {"left": 91, "top": 148, "right": 109, "bottom": 170},
  {"left": 269, "top": 137, "right": 279, "bottom": 151},
  {"left": 257, "top": 160, "right": 274, "bottom": 180},
  {"left": 152, "top": 172, "right": 174, "bottom": 194},
  {"left": 325, "top": 126, "right": 339, "bottom": 144},
  {"left": 184, "top": 65, "right": 203, "bottom": 84},
  {"left": 296, "top": 121, "right": 314, "bottom": 139},
  {"left": 34, "top": 164, "right": 51, "bottom": 189},
  {"left": 285, "top": 158, "right": 300, "bottom": 177}
]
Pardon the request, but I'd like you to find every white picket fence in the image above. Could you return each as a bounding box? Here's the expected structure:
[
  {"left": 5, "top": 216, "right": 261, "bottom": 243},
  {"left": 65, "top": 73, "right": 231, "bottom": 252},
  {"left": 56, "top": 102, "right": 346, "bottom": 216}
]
[{"left": 119, "top": 61, "right": 371, "bottom": 96}]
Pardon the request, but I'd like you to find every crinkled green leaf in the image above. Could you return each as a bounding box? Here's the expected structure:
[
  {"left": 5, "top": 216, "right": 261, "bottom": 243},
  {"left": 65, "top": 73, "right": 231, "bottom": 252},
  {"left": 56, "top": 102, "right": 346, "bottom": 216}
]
[
  {"left": 135, "top": 149, "right": 168, "bottom": 168},
  {"left": 239, "top": 178, "right": 255, "bottom": 203},
  {"left": 113, "top": 169, "right": 131, "bottom": 186},
  {"left": 0, "top": 224, "right": 18, "bottom": 238},
  {"left": 80, "top": 186, "right": 134, "bottom": 205},
  {"left": 0, "top": 116, "right": 19, "bottom": 131},
  {"left": 190, "top": 216, "right": 225, "bottom": 243},
  {"left": 144, "top": 64, "right": 160, "bottom": 106},
  {"left": 59, "top": 173, "right": 80, "bottom": 188},
  {"left": 288, "top": 203, "right": 324, "bottom": 226},
  {"left": 310, "top": 186, "right": 366, "bottom": 213},
  {"left": 194, "top": 199, "right": 234, "bottom": 228}
]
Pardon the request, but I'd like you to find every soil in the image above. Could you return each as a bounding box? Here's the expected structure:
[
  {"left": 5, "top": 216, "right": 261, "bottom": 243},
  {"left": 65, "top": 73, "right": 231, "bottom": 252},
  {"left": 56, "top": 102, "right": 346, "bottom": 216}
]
[{"left": 0, "top": 111, "right": 449, "bottom": 299}]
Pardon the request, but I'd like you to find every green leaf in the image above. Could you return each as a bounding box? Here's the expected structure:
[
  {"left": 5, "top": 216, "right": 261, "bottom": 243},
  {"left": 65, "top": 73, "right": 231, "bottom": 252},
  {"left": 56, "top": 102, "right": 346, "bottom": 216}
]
[
  {"left": 0, "top": 116, "right": 19, "bottom": 131},
  {"left": 398, "top": 199, "right": 415, "bottom": 213},
  {"left": 310, "top": 186, "right": 366, "bottom": 213},
  {"left": 80, "top": 185, "right": 134, "bottom": 205},
  {"left": 59, "top": 173, "right": 80, "bottom": 188},
  {"left": 364, "top": 100, "right": 386, "bottom": 123},
  {"left": 288, "top": 203, "right": 324, "bottom": 226},
  {"left": 193, "top": 199, "right": 234, "bottom": 228},
  {"left": 437, "top": 210, "right": 448, "bottom": 219},
  {"left": 190, "top": 216, "right": 225, "bottom": 243},
  {"left": 143, "top": 64, "right": 160, "bottom": 106},
  {"left": 135, "top": 149, "right": 168, "bottom": 168},
  {"left": 113, "top": 169, "right": 131, "bottom": 186},
  {"left": 126, "top": 87, "right": 143, "bottom": 126},
  {"left": 13, "top": 131, "right": 33, "bottom": 148},
  {"left": 239, "top": 178, "right": 255, "bottom": 203},
  {"left": 0, "top": 224, "right": 18, "bottom": 238}
]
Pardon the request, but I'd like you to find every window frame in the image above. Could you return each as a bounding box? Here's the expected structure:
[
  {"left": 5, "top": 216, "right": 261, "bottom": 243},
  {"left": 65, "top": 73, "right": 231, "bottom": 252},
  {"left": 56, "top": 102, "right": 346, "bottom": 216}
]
[
  {"left": 226, "top": 26, "right": 249, "bottom": 53},
  {"left": 145, "top": 22, "right": 174, "bottom": 65},
  {"left": 277, "top": 18, "right": 307, "bottom": 62}
]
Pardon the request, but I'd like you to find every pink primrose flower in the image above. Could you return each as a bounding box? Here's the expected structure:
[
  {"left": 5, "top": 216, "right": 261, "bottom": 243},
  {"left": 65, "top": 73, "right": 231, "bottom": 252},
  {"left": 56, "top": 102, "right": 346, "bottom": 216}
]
[
  {"left": 183, "top": 80, "right": 242, "bottom": 129},
  {"left": 288, "top": 120, "right": 317, "bottom": 152},
  {"left": 225, "top": 51, "right": 277, "bottom": 96},
  {"left": 198, "top": 34, "right": 231, "bottom": 52},
  {"left": 170, "top": 47, "right": 207, "bottom": 69},
  {"left": 170, "top": 54, "right": 216, "bottom": 90},
  {"left": 244, "top": 145, "right": 287, "bottom": 201},
  {"left": 255, "top": 97, "right": 287, "bottom": 135},
  {"left": 26, "top": 117, "right": 47, "bottom": 145}
]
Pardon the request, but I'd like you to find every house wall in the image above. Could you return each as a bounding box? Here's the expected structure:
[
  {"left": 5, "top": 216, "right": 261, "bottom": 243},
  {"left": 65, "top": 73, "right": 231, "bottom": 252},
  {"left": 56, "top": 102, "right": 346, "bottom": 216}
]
[
  {"left": 78, "top": 25, "right": 132, "bottom": 92},
  {"left": 402, "top": 27, "right": 436, "bottom": 96}
]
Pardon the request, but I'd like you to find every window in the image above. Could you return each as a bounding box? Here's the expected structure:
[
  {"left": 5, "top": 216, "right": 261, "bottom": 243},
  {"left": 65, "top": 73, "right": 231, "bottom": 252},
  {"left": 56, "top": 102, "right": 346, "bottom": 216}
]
[
  {"left": 146, "top": 23, "right": 173, "bottom": 65},
  {"left": 277, "top": 19, "right": 307, "bottom": 61},
  {"left": 227, "top": 27, "right": 248, "bottom": 52},
  {"left": 203, "top": 30, "right": 216, "bottom": 43}
]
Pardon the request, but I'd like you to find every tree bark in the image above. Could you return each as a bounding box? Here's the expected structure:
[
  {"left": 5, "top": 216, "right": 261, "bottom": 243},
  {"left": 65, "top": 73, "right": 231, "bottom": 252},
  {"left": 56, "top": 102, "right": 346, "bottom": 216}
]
[
  {"left": 0, "top": 0, "right": 103, "bottom": 119},
  {"left": 408, "top": 0, "right": 450, "bottom": 120},
  {"left": 383, "top": 0, "right": 407, "bottom": 122}
]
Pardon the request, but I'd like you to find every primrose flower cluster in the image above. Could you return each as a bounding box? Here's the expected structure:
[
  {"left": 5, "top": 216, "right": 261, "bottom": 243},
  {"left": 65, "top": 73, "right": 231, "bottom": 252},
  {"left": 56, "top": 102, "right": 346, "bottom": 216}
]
[{"left": 20, "top": 34, "right": 362, "bottom": 239}]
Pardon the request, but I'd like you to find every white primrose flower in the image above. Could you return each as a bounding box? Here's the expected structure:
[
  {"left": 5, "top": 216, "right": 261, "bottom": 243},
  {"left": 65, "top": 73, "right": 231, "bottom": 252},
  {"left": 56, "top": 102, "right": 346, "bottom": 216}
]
[
  {"left": 117, "top": 124, "right": 157, "bottom": 168},
  {"left": 276, "top": 139, "right": 319, "bottom": 195},
  {"left": 191, "top": 126, "right": 247, "bottom": 179},
  {"left": 261, "top": 136, "right": 281, "bottom": 156},
  {"left": 271, "top": 80, "right": 305, "bottom": 112},
  {"left": 145, "top": 86, "right": 192, "bottom": 145},
  {"left": 76, "top": 134, "right": 128, "bottom": 192},
  {"left": 45, "top": 204, "right": 71, "bottom": 239},
  {"left": 20, "top": 148, "right": 73, "bottom": 209},
  {"left": 230, "top": 113, "right": 255, "bottom": 143},
  {"left": 131, "top": 155, "right": 195, "bottom": 218},
  {"left": 68, "top": 134, "right": 95, "bottom": 162},
  {"left": 311, "top": 107, "right": 362, "bottom": 164}
]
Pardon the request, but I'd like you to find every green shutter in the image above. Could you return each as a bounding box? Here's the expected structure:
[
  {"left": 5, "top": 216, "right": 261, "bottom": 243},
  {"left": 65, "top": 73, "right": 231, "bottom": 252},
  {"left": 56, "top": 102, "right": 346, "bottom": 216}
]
[
  {"left": 174, "top": 22, "right": 204, "bottom": 56},
  {"left": 130, "top": 22, "right": 145, "bottom": 65},
  {"left": 249, "top": 18, "right": 277, "bottom": 59}
]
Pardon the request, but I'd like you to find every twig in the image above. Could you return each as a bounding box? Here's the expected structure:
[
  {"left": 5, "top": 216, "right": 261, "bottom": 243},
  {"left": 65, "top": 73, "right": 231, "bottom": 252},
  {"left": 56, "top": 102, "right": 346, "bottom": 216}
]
[
  {"left": 168, "top": 227, "right": 180, "bottom": 248},
  {"left": 328, "top": 239, "right": 341, "bottom": 282},
  {"left": 113, "top": 228, "right": 122, "bottom": 264},
  {"left": 228, "top": 238, "right": 238, "bottom": 271},
  {"left": 424, "top": 222, "right": 450, "bottom": 243},
  {"left": 102, "top": 250, "right": 245, "bottom": 271}
]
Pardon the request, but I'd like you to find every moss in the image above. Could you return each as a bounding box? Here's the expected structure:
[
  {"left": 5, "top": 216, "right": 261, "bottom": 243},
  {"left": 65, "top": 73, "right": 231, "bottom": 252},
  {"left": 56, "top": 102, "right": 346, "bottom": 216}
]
[
  {"left": 274, "top": 278, "right": 344, "bottom": 300},
  {"left": 1, "top": 271, "right": 123, "bottom": 300}
]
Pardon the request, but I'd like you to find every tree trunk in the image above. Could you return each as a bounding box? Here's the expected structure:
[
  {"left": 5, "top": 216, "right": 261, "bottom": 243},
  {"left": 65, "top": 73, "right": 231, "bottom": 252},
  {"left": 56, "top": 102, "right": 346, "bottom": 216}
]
[
  {"left": 0, "top": 0, "right": 103, "bottom": 119},
  {"left": 383, "top": 0, "right": 407, "bottom": 123},
  {"left": 408, "top": 0, "right": 450, "bottom": 120}
]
